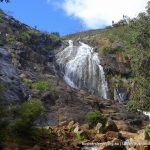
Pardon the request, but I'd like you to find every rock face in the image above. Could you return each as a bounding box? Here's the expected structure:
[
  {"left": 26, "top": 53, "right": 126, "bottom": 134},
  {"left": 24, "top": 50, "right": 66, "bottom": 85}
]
[
  {"left": 0, "top": 10, "right": 103, "bottom": 125},
  {"left": 0, "top": 48, "right": 28, "bottom": 105}
]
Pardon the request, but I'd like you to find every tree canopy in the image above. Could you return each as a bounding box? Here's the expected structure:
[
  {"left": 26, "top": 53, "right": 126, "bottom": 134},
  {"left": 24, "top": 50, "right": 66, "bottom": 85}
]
[{"left": 127, "top": 1, "right": 150, "bottom": 111}]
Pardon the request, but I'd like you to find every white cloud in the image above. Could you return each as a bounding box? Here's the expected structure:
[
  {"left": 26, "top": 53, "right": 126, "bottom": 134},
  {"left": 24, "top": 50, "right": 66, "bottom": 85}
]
[{"left": 59, "top": 0, "right": 148, "bottom": 28}]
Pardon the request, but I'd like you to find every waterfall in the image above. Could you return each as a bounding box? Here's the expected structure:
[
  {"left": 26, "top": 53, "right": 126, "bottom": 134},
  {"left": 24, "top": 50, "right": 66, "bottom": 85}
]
[{"left": 56, "top": 40, "right": 108, "bottom": 99}]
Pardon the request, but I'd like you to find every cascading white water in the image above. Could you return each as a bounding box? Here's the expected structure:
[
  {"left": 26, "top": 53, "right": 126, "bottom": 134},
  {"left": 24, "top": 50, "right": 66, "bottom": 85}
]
[{"left": 56, "top": 40, "right": 108, "bottom": 99}]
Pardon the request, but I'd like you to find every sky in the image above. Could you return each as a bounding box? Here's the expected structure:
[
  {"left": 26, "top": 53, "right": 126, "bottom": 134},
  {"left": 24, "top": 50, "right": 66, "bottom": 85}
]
[{"left": 0, "top": 0, "right": 149, "bottom": 35}]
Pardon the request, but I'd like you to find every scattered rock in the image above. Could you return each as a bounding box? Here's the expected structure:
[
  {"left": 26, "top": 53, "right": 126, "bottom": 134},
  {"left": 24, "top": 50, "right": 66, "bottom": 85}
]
[
  {"left": 114, "top": 120, "right": 131, "bottom": 132},
  {"left": 105, "top": 131, "right": 121, "bottom": 140},
  {"left": 81, "top": 124, "right": 90, "bottom": 130},
  {"left": 67, "top": 121, "right": 75, "bottom": 130},
  {"left": 104, "top": 119, "right": 119, "bottom": 132},
  {"left": 95, "top": 123, "right": 103, "bottom": 134},
  {"left": 134, "top": 130, "right": 150, "bottom": 141},
  {"left": 59, "top": 121, "right": 68, "bottom": 127},
  {"left": 93, "top": 134, "right": 107, "bottom": 142},
  {"left": 74, "top": 125, "right": 80, "bottom": 134}
]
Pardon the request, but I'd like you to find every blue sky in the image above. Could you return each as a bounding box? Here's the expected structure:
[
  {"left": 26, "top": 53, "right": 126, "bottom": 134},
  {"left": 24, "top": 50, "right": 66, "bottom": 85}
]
[
  {"left": 0, "top": 0, "right": 83, "bottom": 35},
  {"left": 0, "top": 0, "right": 148, "bottom": 36}
]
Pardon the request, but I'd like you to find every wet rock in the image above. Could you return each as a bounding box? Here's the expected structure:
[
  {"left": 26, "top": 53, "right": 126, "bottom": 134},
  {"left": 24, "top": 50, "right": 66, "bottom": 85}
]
[{"left": 114, "top": 88, "right": 129, "bottom": 102}]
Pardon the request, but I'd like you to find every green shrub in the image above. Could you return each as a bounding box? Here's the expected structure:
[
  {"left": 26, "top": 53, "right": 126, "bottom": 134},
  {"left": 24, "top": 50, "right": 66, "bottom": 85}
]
[
  {"left": 0, "top": 40, "right": 5, "bottom": 46},
  {"left": 32, "top": 81, "right": 56, "bottom": 92},
  {"left": 101, "top": 46, "right": 111, "bottom": 53},
  {"left": 145, "top": 125, "right": 150, "bottom": 135},
  {"left": 0, "top": 18, "right": 3, "bottom": 23},
  {"left": 6, "top": 34, "right": 16, "bottom": 43},
  {"left": 44, "top": 45, "right": 54, "bottom": 50},
  {"left": 138, "top": 100, "right": 150, "bottom": 111},
  {"left": 23, "top": 78, "right": 32, "bottom": 86},
  {"left": 76, "top": 134, "right": 86, "bottom": 142},
  {"left": 127, "top": 99, "right": 150, "bottom": 112},
  {"left": 126, "top": 100, "right": 138, "bottom": 112},
  {"left": 85, "top": 111, "right": 107, "bottom": 127},
  {"left": 28, "top": 30, "right": 41, "bottom": 37},
  {"left": 32, "top": 81, "right": 49, "bottom": 90},
  {"left": 19, "top": 32, "right": 31, "bottom": 42},
  {"left": 11, "top": 99, "right": 45, "bottom": 143},
  {"left": 0, "top": 106, "right": 9, "bottom": 143}
]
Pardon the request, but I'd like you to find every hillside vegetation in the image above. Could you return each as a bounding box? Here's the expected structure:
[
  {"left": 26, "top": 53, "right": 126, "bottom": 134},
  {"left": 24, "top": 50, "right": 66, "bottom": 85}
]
[
  {"left": 0, "top": 1, "right": 150, "bottom": 150},
  {"left": 65, "top": 2, "right": 150, "bottom": 112}
]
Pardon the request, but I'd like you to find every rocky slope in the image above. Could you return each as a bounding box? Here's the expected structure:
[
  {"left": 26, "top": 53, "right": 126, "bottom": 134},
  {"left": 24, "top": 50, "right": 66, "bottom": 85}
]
[
  {"left": 0, "top": 9, "right": 102, "bottom": 125},
  {"left": 0, "top": 9, "right": 150, "bottom": 150}
]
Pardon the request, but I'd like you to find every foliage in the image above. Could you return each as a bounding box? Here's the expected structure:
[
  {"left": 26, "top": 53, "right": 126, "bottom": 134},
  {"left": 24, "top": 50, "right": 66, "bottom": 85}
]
[
  {"left": 76, "top": 134, "right": 86, "bottom": 142},
  {"left": 126, "top": 100, "right": 138, "bottom": 112},
  {"left": 0, "top": 40, "right": 5, "bottom": 46},
  {"left": 0, "top": 18, "right": 4, "bottom": 23},
  {"left": 23, "top": 78, "right": 32, "bottom": 86},
  {"left": 46, "top": 33, "right": 61, "bottom": 50},
  {"left": 0, "top": 106, "right": 9, "bottom": 142},
  {"left": 127, "top": 1, "right": 150, "bottom": 111},
  {"left": 6, "top": 34, "right": 16, "bottom": 43},
  {"left": 0, "top": 99, "right": 53, "bottom": 145},
  {"left": 32, "top": 81, "right": 56, "bottom": 92},
  {"left": 51, "top": 32, "right": 60, "bottom": 37},
  {"left": 10, "top": 99, "right": 45, "bottom": 143},
  {"left": 145, "top": 125, "right": 150, "bottom": 135},
  {"left": 32, "top": 81, "right": 50, "bottom": 90},
  {"left": 18, "top": 32, "right": 31, "bottom": 43},
  {"left": 85, "top": 111, "right": 107, "bottom": 127}
]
